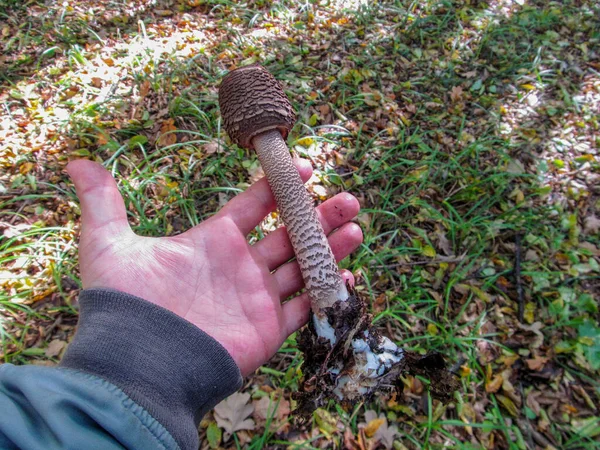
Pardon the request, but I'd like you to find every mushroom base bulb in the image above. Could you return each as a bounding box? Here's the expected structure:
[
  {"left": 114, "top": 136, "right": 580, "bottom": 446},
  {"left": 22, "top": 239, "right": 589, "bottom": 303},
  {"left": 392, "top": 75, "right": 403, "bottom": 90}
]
[{"left": 293, "top": 285, "right": 459, "bottom": 415}]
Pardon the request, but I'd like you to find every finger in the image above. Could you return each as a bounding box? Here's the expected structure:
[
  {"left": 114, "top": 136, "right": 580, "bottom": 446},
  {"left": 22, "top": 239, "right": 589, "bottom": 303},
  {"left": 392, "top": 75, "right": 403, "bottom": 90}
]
[
  {"left": 341, "top": 269, "right": 355, "bottom": 288},
  {"left": 67, "top": 160, "right": 131, "bottom": 237},
  {"left": 281, "top": 269, "right": 355, "bottom": 337},
  {"left": 253, "top": 192, "right": 360, "bottom": 271},
  {"left": 215, "top": 158, "right": 313, "bottom": 235},
  {"left": 274, "top": 222, "right": 363, "bottom": 300}
]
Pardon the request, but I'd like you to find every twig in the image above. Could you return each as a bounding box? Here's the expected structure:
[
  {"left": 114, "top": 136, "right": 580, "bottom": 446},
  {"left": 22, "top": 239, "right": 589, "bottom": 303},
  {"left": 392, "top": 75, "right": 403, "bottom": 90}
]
[
  {"left": 375, "top": 253, "right": 467, "bottom": 269},
  {"left": 515, "top": 234, "right": 524, "bottom": 323}
]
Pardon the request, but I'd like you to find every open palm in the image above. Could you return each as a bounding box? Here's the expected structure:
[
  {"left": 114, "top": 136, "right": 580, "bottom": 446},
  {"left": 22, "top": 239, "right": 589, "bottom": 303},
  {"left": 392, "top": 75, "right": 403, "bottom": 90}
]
[{"left": 68, "top": 159, "right": 362, "bottom": 375}]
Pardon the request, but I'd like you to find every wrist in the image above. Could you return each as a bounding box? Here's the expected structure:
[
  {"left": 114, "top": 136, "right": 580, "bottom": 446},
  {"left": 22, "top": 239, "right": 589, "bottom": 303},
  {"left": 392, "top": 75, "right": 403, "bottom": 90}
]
[{"left": 61, "top": 288, "right": 243, "bottom": 449}]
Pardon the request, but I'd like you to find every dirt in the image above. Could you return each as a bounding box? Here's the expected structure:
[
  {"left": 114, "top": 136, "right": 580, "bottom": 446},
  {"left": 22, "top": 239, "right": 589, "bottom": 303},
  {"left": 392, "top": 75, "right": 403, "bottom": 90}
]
[{"left": 294, "top": 285, "right": 459, "bottom": 416}]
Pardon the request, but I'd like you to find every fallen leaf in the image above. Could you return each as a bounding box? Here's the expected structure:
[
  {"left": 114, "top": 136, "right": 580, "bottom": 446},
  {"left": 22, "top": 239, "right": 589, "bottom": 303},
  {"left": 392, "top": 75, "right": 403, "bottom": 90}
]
[
  {"left": 96, "top": 133, "right": 109, "bottom": 146},
  {"left": 206, "top": 422, "right": 221, "bottom": 449},
  {"left": 247, "top": 162, "right": 264, "bottom": 183},
  {"left": 436, "top": 229, "right": 453, "bottom": 256},
  {"left": 485, "top": 374, "right": 503, "bottom": 393},
  {"left": 45, "top": 339, "right": 66, "bottom": 358},
  {"left": 360, "top": 410, "right": 399, "bottom": 449},
  {"left": 213, "top": 392, "right": 255, "bottom": 439},
  {"left": 252, "top": 395, "right": 290, "bottom": 432},
  {"left": 139, "top": 80, "right": 151, "bottom": 98},
  {"left": 584, "top": 216, "right": 600, "bottom": 235},
  {"left": 497, "top": 394, "right": 519, "bottom": 417},
  {"left": 318, "top": 104, "right": 330, "bottom": 116},
  {"left": 313, "top": 408, "right": 338, "bottom": 438},
  {"left": 158, "top": 119, "right": 177, "bottom": 147},
  {"left": 520, "top": 83, "right": 536, "bottom": 91},
  {"left": 450, "top": 86, "right": 463, "bottom": 102},
  {"left": 19, "top": 162, "right": 35, "bottom": 175},
  {"left": 526, "top": 356, "right": 549, "bottom": 371},
  {"left": 343, "top": 428, "right": 361, "bottom": 450},
  {"left": 203, "top": 141, "right": 221, "bottom": 155},
  {"left": 364, "top": 418, "right": 385, "bottom": 437}
]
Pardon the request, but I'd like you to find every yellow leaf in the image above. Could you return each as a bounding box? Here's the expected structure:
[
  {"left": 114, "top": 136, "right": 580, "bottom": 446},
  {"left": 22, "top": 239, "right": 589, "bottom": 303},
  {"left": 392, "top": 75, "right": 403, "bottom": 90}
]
[
  {"left": 524, "top": 302, "right": 535, "bottom": 324},
  {"left": 485, "top": 374, "right": 503, "bottom": 393},
  {"left": 427, "top": 323, "right": 439, "bottom": 336},
  {"left": 520, "top": 84, "right": 536, "bottom": 91},
  {"left": 364, "top": 418, "right": 385, "bottom": 438},
  {"left": 313, "top": 409, "right": 337, "bottom": 438},
  {"left": 297, "top": 137, "right": 314, "bottom": 147},
  {"left": 470, "top": 286, "right": 491, "bottom": 302},
  {"left": 422, "top": 245, "right": 436, "bottom": 258},
  {"left": 19, "top": 162, "right": 35, "bottom": 175},
  {"left": 497, "top": 394, "right": 519, "bottom": 417},
  {"left": 510, "top": 188, "right": 524, "bottom": 203}
]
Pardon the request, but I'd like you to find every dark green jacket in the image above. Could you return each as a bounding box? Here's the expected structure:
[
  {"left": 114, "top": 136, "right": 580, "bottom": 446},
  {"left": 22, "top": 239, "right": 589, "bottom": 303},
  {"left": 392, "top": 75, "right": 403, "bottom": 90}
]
[{"left": 0, "top": 289, "right": 243, "bottom": 449}]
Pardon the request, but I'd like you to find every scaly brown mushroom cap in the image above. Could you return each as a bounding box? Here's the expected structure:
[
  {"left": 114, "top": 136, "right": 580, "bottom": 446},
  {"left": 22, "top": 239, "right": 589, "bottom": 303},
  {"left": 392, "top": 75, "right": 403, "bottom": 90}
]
[{"left": 218, "top": 64, "right": 296, "bottom": 149}]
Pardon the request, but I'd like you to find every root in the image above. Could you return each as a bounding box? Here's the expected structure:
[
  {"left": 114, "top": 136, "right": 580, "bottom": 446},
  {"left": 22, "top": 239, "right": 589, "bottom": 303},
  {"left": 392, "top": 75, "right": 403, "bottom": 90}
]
[{"left": 293, "top": 285, "right": 458, "bottom": 416}]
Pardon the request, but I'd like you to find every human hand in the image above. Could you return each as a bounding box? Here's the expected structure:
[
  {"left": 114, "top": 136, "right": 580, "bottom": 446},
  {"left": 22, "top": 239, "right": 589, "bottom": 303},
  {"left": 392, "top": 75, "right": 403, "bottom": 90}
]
[{"left": 67, "top": 159, "right": 362, "bottom": 376}]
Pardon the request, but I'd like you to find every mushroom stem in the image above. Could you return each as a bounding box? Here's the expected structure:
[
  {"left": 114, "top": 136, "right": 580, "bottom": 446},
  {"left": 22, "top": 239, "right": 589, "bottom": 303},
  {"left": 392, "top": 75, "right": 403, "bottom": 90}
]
[{"left": 252, "top": 130, "right": 348, "bottom": 317}]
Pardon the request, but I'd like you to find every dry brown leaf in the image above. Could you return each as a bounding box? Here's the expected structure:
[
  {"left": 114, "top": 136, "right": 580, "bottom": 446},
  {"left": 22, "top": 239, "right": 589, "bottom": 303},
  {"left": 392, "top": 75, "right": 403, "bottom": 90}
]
[
  {"left": 96, "top": 133, "right": 109, "bottom": 146},
  {"left": 158, "top": 119, "right": 177, "bottom": 147},
  {"left": 518, "top": 322, "right": 544, "bottom": 349},
  {"left": 139, "top": 80, "right": 151, "bottom": 98},
  {"left": 213, "top": 392, "right": 255, "bottom": 439},
  {"left": 343, "top": 428, "right": 361, "bottom": 450},
  {"left": 526, "top": 356, "right": 549, "bottom": 371},
  {"left": 45, "top": 339, "right": 66, "bottom": 358},
  {"left": 450, "top": 86, "right": 463, "bottom": 102},
  {"left": 252, "top": 396, "right": 290, "bottom": 423},
  {"left": 485, "top": 374, "right": 503, "bottom": 393},
  {"left": 318, "top": 104, "right": 331, "bottom": 116},
  {"left": 247, "top": 163, "right": 265, "bottom": 184},
  {"left": 435, "top": 229, "right": 453, "bottom": 256},
  {"left": 584, "top": 216, "right": 600, "bottom": 235},
  {"left": 203, "top": 141, "right": 221, "bottom": 155},
  {"left": 91, "top": 77, "right": 103, "bottom": 88}
]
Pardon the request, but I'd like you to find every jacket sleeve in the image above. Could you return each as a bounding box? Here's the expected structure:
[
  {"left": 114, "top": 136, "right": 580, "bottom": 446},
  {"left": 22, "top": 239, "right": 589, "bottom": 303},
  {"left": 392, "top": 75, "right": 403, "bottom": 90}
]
[{"left": 0, "top": 289, "right": 243, "bottom": 450}]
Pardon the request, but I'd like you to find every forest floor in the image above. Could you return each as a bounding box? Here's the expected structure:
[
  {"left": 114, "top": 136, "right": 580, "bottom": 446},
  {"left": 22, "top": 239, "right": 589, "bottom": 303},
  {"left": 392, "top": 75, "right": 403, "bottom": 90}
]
[{"left": 1, "top": 0, "right": 599, "bottom": 448}]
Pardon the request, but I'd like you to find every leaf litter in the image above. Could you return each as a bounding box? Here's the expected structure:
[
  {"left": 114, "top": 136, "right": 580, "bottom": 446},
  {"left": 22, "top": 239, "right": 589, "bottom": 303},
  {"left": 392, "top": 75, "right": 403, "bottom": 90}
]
[{"left": 1, "top": 0, "right": 599, "bottom": 448}]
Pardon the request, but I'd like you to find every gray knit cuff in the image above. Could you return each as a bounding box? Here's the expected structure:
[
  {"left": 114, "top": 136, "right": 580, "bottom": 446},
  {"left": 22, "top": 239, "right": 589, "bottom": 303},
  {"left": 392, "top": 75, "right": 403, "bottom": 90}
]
[{"left": 60, "top": 288, "right": 243, "bottom": 450}]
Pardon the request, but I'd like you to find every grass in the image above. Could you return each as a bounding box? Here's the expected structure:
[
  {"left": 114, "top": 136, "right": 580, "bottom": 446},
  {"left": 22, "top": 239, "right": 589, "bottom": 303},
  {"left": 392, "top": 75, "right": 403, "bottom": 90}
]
[{"left": 1, "top": 0, "right": 599, "bottom": 448}]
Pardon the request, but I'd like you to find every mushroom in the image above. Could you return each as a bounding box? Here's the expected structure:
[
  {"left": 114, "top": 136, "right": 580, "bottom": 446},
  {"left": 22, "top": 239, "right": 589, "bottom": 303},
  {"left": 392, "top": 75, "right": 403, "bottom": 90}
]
[{"left": 218, "top": 64, "right": 456, "bottom": 412}]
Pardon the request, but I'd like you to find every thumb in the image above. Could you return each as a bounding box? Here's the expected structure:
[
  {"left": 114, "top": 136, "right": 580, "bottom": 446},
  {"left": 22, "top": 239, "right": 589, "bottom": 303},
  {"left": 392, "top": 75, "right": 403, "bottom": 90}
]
[{"left": 67, "top": 160, "right": 131, "bottom": 239}]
